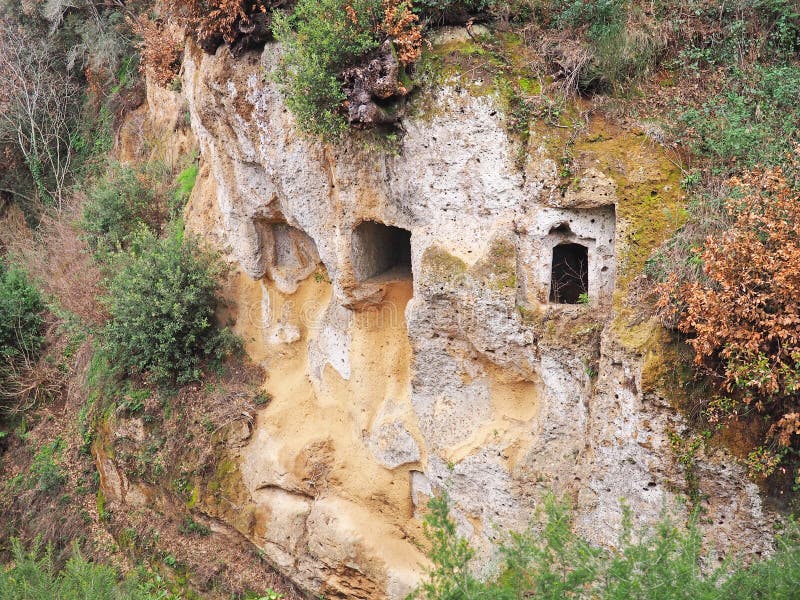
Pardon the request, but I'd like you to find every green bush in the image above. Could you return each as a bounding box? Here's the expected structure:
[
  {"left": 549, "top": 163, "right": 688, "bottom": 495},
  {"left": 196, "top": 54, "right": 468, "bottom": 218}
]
[
  {"left": 679, "top": 64, "right": 800, "bottom": 170},
  {"left": 29, "top": 438, "right": 67, "bottom": 494},
  {"left": 0, "top": 262, "right": 45, "bottom": 362},
  {"left": 81, "top": 164, "right": 155, "bottom": 255},
  {"left": 178, "top": 516, "right": 211, "bottom": 537},
  {"left": 273, "top": 0, "right": 384, "bottom": 138},
  {"left": 410, "top": 493, "right": 800, "bottom": 599},
  {"left": 674, "top": 0, "right": 800, "bottom": 68},
  {"left": 762, "top": 0, "right": 800, "bottom": 57},
  {"left": 103, "top": 224, "right": 236, "bottom": 385}
]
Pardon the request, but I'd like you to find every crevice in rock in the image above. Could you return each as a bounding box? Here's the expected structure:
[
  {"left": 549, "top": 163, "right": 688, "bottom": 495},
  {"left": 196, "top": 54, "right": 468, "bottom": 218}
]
[
  {"left": 255, "top": 217, "right": 321, "bottom": 293},
  {"left": 254, "top": 482, "right": 315, "bottom": 500}
]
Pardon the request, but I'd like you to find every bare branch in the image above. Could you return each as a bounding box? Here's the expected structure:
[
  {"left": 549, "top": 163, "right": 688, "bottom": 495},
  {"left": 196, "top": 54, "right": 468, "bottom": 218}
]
[{"left": 0, "top": 18, "right": 80, "bottom": 210}]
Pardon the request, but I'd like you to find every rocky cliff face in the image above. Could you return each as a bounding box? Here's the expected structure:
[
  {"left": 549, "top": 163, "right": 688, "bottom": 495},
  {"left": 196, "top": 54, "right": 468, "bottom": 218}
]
[{"left": 121, "top": 31, "right": 776, "bottom": 599}]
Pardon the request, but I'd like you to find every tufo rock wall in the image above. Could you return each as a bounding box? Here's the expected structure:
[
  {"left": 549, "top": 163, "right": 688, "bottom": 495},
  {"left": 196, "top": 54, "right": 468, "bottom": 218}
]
[{"left": 121, "top": 31, "right": 780, "bottom": 599}]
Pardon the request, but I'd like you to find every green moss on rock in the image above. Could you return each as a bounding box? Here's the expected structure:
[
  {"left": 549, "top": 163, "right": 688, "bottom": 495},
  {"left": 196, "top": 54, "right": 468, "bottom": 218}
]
[
  {"left": 421, "top": 245, "right": 468, "bottom": 283},
  {"left": 473, "top": 238, "right": 518, "bottom": 291}
]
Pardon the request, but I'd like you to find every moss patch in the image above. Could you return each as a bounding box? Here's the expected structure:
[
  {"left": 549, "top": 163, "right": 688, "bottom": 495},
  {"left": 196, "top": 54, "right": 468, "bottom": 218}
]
[
  {"left": 200, "top": 453, "right": 254, "bottom": 533},
  {"left": 640, "top": 320, "right": 765, "bottom": 463},
  {"left": 640, "top": 326, "right": 696, "bottom": 403},
  {"left": 572, "top": 119, "right": 686, "bottom": 285},
  {"left": 473, "top": 237, "right": 517, "bottom": 290},
  {"left": 421, "top": 245, "right": 468, "bottom": 284},
  {"left": 410, "top": 28, "right": 550, "bottom": 146},
  {"left": 548, "top": 117, "right": 688, "bottom": 351}
]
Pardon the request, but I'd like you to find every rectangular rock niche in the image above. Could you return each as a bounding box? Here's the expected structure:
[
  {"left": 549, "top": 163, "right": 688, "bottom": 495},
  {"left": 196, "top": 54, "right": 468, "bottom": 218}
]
[
  {"left": 533, "top": 206, "right": 616, "bottom": 306},
  {"left": 351, "top": 221, "right": 412, "bottom": 282}
]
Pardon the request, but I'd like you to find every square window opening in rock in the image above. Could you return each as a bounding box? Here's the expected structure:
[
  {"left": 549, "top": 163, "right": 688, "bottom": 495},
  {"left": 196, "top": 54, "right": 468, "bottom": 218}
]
[
  {"left": 352, "top": 221, "right": 412, "bottom": 282},
  {"left": 550, "top": 243, "right": 588, "bottom": 304}
]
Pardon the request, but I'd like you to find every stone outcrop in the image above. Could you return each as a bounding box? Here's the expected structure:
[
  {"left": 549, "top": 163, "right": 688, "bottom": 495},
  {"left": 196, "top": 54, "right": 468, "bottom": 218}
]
[
  {"left": 111, "top": 33, "right": 776, "bottom": 599},
  {"left": 342, "top": 40, "right": 410, "bottom": 126}
]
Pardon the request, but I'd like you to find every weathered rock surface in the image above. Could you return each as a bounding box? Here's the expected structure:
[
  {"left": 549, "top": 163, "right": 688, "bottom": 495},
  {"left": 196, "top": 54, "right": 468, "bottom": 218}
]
[
  {"left": 109, "top": 35, "right": 779, "bottom": 599},
  {"left": 342, "top": 40, "right": 410, "bottom": 126}
]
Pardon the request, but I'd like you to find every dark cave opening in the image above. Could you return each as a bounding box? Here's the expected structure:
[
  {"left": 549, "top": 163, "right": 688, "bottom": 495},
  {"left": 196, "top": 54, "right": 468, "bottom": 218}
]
[
  {"left": 549, "top": 243, "right": 588, "bottom": 304},
  {"left": 351, "top": 221, "right": 412, "bottom": 282}
]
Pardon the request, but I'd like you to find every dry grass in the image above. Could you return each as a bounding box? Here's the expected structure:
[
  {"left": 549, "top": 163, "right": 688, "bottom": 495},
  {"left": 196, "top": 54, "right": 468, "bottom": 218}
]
[
  {"left": 0, "top": 316, "right": 69, "bottom": 415},
  {"left": 0, "top": 202, "right": 107, "bottom": 326}
]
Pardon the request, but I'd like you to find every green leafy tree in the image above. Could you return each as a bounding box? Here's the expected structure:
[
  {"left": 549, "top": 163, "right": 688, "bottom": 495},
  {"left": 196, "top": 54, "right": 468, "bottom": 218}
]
[
  {"left": 410, "top": 492, "right": 480, "bottom": 599},
  {"left": 103, "top": 224, "right": 236, "bottom": 385},
  {"left": 410, "top": 493, "right": 800, "bottom": 599}
]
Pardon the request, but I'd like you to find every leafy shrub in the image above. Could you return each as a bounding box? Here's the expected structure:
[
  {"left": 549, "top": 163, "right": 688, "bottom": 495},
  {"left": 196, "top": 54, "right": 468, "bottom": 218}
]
[
  {"left": 178, "top": 516, "right": 211, "bottom": 536},
  {"left": 656, "top": 163, "right": 800, "bottom": 479},
  {"left": 274, "top": 0, "right": 422, "bottom": 138},
  {"left": 103, "top": 224, "right": 236, "bottom": 385},
  {"left": 274, "top": 0, "right": 385, "bottom": 138},
  {"left": 0, "top": 262, "right": 44, "bottom": 362},
  {"left": 81, "top": 163, "right": 156, "bottom": 255},
  {"left": 675, "top": 0, "right": 800, "bottom": 67},
  {"left": 761, "top": 0, "right": 800, "bottom": 56},
  {"left": 411, "top": 492, "right": 800, "bottom": 599},
  {"left": 679, "top": 64, "right": 800, "bottom": 170},
  {"left": 28, "top": 438, "right": 66, "bottom": 494}
]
